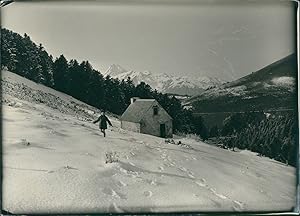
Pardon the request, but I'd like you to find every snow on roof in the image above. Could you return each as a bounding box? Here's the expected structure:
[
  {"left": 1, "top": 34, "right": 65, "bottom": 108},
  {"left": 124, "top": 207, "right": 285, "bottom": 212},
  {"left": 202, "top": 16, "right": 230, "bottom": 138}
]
[{"left": 121, "top": 99, "right": 156, "bottom": 123}]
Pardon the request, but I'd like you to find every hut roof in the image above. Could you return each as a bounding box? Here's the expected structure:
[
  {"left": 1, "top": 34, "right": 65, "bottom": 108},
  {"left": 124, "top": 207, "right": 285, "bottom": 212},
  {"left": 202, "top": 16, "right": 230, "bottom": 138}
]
[{"left": 120, "top": 99, "right": 157, "bottom": 123}]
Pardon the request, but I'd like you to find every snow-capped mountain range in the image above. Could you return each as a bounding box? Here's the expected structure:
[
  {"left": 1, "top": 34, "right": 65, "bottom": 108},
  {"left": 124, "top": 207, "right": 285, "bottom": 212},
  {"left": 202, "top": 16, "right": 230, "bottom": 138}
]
[{"left": 104, "top": 64, "right": 225, "bottom": 96}]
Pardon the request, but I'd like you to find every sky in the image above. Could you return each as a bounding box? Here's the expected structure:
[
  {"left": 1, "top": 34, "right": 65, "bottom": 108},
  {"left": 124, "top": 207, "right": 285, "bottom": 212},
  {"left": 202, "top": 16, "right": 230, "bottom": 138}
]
[{"left": 1, "top": 0, "right": 296, "bottom": 81}]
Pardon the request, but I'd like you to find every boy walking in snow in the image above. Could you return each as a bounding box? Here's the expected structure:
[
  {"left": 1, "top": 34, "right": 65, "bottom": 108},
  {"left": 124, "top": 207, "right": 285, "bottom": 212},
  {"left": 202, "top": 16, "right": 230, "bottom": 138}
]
[{"left": 93, "top": 111, "right": 112, "bottom": 137}]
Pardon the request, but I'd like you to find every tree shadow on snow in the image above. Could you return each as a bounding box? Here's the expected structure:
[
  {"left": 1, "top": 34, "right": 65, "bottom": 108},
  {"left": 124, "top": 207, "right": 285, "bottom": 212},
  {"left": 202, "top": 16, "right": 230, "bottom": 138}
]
[
  {"left": 118, "top": 161, "right": 199, "bottom": 181},
  {"left": 6, "top": 141, "right": 55, "bottom": 151}
]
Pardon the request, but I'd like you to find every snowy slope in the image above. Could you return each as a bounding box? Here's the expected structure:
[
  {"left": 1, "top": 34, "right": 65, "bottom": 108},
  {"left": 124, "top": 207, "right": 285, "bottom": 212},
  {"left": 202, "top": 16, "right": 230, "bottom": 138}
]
[
  {"left": 104, "top": 64, "right": 224, "bottom": 96},
  {"left": 184, "top": 54, "right": 297, "bottom": 112},
  {"left": 2, "top": 71, "right": 296, "bottom": 214}
]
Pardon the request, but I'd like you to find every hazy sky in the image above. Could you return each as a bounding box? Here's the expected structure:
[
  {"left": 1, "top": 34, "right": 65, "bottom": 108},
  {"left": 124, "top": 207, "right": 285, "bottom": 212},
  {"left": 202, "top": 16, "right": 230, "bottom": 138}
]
[{"left": 1, "top": 0, "right": 296, "bottom": 81}]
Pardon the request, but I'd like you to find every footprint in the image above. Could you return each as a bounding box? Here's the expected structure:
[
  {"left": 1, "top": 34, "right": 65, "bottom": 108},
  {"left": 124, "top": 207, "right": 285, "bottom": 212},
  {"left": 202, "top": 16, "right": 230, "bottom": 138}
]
[
  {"left": 188, "top": 173, "right": 195, "bottom": 179},
  {"left": 129, "top": 162, "right": 135, "bottom": 166},
  {"left": 150, "top": 180, "right": 157, "bottom": 185},
  {"left": 232, "top": 200, "right": 244, "bottom": 211},
  {"left": 102, "top": 188, "right": 119, "bottom": 198},
  {"left": 156, "top": 148, "right": 162, "bottom": 152},
  {"left": 119, "top": 167, "right": 139, "bottom": 178},
  {"left": 111, "top": 189, "right": 121, "bottom": 199},
  {"left": 144, "top": 179, "right": 157, "bottom": 186},
  {"left": 143, "top": 191, "right": 153, "bottom": 197},
  {"left": 179, "top": 167, "right": 187, "bottom": 172},
  {"left": 109, "top": 203, "right": 124, "bottom": 213},
  {"left": 195, "top": 181, "right": 206, "bottom": 187},
  {"left": 169, "top": 162, "right": 175, "bottom": 167},
  {"left": 163, "top": 163, "right": 171, "bottom": 167},
  {"left": 158, "top": 166, "right": 164, "bottom": 171},
  {"left": 116, "top": 180, "right": 127, "bottom": 187},
  {"left": 102, "top": 188, "right": 127, "bottom": 200},
  {"left": 209, "top": 188, "right": 216, "bottom": 193},
  {"left": 210, "top": 188, "right": 227, "bottom": 199},
  {"left": 216, "top": 193, "right": 227, "bottom": 199},
  {"left": 119, "top": 167, "right": 128, "bottom": 174}
]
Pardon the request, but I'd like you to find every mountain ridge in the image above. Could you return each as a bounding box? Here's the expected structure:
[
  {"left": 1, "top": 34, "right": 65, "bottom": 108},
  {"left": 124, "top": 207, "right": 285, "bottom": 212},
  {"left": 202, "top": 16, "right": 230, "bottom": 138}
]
[
  {"left": 184, "top": 53, "right": 297, "bottom": 113},
  {"left": 104, "top": 64, "right": 225, "bottom": 96}
]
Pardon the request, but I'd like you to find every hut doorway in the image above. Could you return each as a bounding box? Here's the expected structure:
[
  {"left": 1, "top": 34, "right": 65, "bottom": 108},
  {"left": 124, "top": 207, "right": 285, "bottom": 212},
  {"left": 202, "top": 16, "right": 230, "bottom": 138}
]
[{"left": 160, "top": 124, "right": 166, "bottom": 138}]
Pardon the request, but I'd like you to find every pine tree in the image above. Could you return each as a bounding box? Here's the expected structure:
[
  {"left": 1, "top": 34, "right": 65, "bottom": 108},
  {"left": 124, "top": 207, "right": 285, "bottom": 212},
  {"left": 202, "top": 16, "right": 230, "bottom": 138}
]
[
  {"left": 53, "top": 55, "right": 69, "bottom": 93},
  {"left": 68, "top": 59, "right": 80, "bottom": 96},
  {"left": 85, "top": 69, "right": 104, "bottom": 109},
  {"left": 192, "top": 116, "right": 209, "bottom": 141},
  {"left": 1, "top": 28, "right": 54, "bottom": 84},
  {"left": 209, "top": 125, "right": 219, "bottom": 138},
  {"left": 37, "top": 44, "right": 54, "bottom": 86},
  {"left": 135, "top": 82, "right": 153, "bottom": 98}
]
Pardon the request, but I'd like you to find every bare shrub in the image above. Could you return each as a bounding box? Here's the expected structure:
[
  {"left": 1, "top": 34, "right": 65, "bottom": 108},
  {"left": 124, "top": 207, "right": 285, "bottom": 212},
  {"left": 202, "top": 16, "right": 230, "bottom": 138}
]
[{"left": 105, "top": 151, "right": 119, "bottom": 164}]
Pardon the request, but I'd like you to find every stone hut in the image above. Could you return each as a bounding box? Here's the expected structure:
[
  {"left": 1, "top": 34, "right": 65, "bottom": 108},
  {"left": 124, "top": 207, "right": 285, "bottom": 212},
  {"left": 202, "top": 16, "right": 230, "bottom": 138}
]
[{"left": 120, "top": 97, "right": 173, "bottom": 138}]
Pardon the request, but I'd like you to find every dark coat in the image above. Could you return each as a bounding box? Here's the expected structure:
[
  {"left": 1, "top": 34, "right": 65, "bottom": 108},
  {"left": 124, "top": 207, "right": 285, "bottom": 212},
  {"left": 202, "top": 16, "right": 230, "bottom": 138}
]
[{"left": 93, "top": 115, "right": 112, "bottom": 129}]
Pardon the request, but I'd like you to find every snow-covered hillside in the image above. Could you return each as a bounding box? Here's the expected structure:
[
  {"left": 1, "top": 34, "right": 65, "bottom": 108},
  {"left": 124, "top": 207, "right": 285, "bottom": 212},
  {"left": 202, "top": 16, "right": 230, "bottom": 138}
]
[
  {"left": 2, "top": 71, "right": 296, "bottom": 214},
  {"left": 184, "top": 54, "right": 297, "bottom": 113},
  {"left": 104, "top": 64, "right": 224, "bottom": 96}
]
